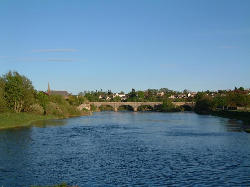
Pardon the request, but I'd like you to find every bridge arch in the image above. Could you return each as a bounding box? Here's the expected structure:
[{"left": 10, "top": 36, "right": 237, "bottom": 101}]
[
  {"left": 117, "top": 104, "right": 134, "bottom": 111},
  {"left": 137, "top": 105, "right": 154, "bottom": 111},
  {"left": 181, "top": 104, "right": 193, "bottom": 111},
  {"left": 99, "top": 104, "right": 115, "bottom": 111}
]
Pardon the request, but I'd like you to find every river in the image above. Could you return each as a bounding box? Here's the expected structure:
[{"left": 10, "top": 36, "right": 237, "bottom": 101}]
[{"left": 0, "top": 112, "right": 250, "bottom": 186}]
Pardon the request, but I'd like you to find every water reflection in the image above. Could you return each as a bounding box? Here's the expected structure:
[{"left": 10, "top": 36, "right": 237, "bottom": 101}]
[
  {"left": 30, "top": 119, "right": 67, "bottom": 128},
  {"left": 224, "top": 119, "right": 250, "bottom": 133}
]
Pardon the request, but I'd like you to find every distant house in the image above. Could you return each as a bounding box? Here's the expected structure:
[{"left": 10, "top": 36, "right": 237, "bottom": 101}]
[
  {"left": 113, "top": 93, "right": 126, "bottom": 98},
  {"left": 157, "top": 92, "right": 165, "bottom": 96},
  {"left": 113, "top": 93, "right": 127, "bottom": 101},
  {"left": 169, "top": 95, "right": 176, "bottom": 99}
]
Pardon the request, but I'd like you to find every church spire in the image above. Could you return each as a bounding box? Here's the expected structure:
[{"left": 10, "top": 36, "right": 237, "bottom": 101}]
[{"left": 48, "top": 82, "right": 51, "bottom": 95}]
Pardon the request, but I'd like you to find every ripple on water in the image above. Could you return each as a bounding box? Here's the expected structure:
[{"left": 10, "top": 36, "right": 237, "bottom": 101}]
[{"left": 0, "top": 112, "right": 250, "bottom": 186}]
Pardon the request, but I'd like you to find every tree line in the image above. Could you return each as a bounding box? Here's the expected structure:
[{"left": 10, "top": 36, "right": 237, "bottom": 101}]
[
  {"left": 1, "top": 71, "right": 249, "bottom": 115},
  {"left": 194, "top": 88, "right": 250, "bottom": 114},
  {"left": 0, "top": 71, "right": 86, "bottom": 117}
]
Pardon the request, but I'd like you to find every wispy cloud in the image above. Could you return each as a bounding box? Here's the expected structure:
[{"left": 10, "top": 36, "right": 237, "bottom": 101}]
[
  {"left": 219, "top": 45, "right": 238, "bottom": 49},
  {"left": 47, "top": 58, "right": 74, "bottom": 62},
  {"left": 32, "top": 49, "right": 78, "bottom": 53}
]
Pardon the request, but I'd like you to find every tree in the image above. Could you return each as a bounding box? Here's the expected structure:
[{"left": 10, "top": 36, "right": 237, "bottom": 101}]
[
  {"left": 127, "top": 88, "right": 137, "bottom": 101},
  {"left": 160, "top": 98, "right": 176, "bottom": 112},
  {"left": 0, "top": 78, "right": 8, "bottom": 112},
  {"left": 2, "top": 71, "right": 35, "bottom": 113},
  {"left": 213, "top": 95, "right": 227, "bottom": 109},
  {"left": 194, "top": 95, "right": 215, "bottom": 114},
  {"left": 137, "top": 91, "right": 145, "bottom": 101},
  {"left": 35, "top": 91, "right": 49, "bottom": 112}
]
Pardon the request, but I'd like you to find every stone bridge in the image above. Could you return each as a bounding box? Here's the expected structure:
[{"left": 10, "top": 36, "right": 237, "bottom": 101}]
[{"left": 78, "top": 102, "right": 195, "bottom": 112}]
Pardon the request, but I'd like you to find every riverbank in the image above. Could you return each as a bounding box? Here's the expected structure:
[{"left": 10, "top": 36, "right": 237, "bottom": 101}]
[
  {"left": 211, "top": 110, "right": 250, "bottom": 123},
  {"left": 0, "top": 112, "right": 91, "bottom": 130},
  {"left": 195, "top": 109, "right": 250, "bottom": 132}
]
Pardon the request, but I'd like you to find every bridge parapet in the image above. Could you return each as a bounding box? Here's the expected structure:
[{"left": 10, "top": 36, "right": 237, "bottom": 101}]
[{"left": 78, "top": 101, "right": 195, "bottom": 112}]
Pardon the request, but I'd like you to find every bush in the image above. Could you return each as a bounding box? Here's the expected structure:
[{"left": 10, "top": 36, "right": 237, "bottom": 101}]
[
  {"left": 46, "top": 102, "right": 64, "bottom": 117},
  {"left": 195, "top": 95, "right": 215, "bottom": 114},
  {"left": 28, "top": 104, "right": 44, "bottom": 115},
  {"left": 159, "top": 98, "right": 181, "bottom": 112}
]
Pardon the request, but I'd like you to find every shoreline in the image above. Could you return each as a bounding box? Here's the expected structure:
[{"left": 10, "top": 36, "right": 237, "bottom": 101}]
[
  {"left": 0, "top": 112, "right": 92, "bottom": 131},
  {"left": 1, "top": 110, "right": 249, "bottom": 132}
]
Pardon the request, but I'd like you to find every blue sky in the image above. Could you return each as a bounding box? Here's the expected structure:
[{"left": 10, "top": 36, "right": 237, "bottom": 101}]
[{"left": 0, "top": 0, "right": 249, "bottom": 94}]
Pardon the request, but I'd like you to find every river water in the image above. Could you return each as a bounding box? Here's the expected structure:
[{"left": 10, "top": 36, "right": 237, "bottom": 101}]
[{"left": 0, "top": 112, "right": 250, "bottom": 186}]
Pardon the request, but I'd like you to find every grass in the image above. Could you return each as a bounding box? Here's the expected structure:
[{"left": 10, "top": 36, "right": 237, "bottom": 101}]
[{"left": 0, "top": 112, "right": 58, "bottom": 130}]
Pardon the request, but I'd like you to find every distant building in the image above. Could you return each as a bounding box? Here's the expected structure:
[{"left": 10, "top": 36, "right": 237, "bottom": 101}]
[
  {"left": 157, "top": 92, "right": 165, "bottom": 96},
  {"left": 169, "top": 95, "right": 176, "bottom": 99},
  {"left": 113, "top": 93, "right": 126, "bottom": 98},
  {"left": 47, "top": 83, "right": 70, "bottom": 99}
]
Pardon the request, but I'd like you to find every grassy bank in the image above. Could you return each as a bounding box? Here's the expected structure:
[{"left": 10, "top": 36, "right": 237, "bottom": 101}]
[
  {"left": 0, "top": 113, "right": 59, "bottom": 130},
  {"left": 0, "top": 112, "right": 91, "bottom": 130}
]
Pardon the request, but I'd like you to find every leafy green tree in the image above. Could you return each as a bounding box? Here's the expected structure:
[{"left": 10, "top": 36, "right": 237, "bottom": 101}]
[
  {"left": 213, "top": 95, "right": 227, "bottom": 109},
  {"left": 35, "top": 91, "right": 49, "bottom": 112},
  {"left": 226, "top": 91, "right": 248, "bottom": 107},
  {"left": 0, "top": 78, "right": 8, "bottom": 112},
  {"left": 137, "top": 91, "right": 145, "bottom": 101},
  {"left": 194, "top": 95, "right": 215, "bottom": 113},
  {"left": 239, "top": 87, "right": 244, "bottom": 91},
  {"left": 160, "top": 98, "right": 176, "bottom": 112},
  {"left": 127, "top": 88, "right": 137, "bottom": 101},
  {"left": 2, "top": 71, "right": 35, "bottom": 113},
  {"left": 112, "top": 96, "right": 121, "bottom": 102}
]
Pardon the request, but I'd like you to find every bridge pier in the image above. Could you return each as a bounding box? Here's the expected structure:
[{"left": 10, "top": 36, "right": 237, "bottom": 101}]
[
  {"left": 133, "top": 107, "right": 138, "bottom": 112},
  {"left": 114, "top": 107, "right": 118, "bottom": 112}
]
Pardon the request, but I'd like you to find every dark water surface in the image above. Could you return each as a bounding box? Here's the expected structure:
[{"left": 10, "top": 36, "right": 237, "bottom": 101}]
[{"left": 0, "top": 112, "right": 250, "bottom": 186}]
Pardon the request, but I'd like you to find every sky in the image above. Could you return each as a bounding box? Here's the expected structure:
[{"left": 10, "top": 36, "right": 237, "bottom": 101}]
[{"left": 0, "top": 0, "right": 249, "bottom": 94}]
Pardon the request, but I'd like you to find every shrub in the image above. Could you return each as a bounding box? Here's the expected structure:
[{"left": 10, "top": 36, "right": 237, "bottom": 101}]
[
  {"left": 28, "top": 103, "right": 44, "bottom": 115},
  {"left": 159, "top": 98, "right": 180, "bottom": 112},
  {"left": 46, "top": 102, "right": 64, "bottom": 117},
  {"left": 195, "top": 95, "right": 215, "bottom": 114}
]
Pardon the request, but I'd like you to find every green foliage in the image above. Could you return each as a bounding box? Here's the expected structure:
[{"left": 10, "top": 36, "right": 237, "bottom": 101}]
[
  {"left": 90, "top": 104, "right": 98, "bottom": 111},
  {"left": 45, "top": 101, "right": 81, "bottom": 117},
  {"left": 99, "top": 105, "right": 114, "bottom": 111},
  {"left": 28, "top": 103, "right": 44, "bottom": 115},
  {"left": 213, "top": 95, "right": 227, "bottom": 108},
  {"left": 127, "top": 88, "right": 137, "bottom": 102},
  {"left": 137, "top": 105, "right": 153, "bottom": 111},
  {"left": 67, "top": 95, "right": 87, "bottom": 106},
  {"left": 0, "top": 78, "right": 8, "bottom": 112},
  {"left": 2, "top": 71, "right": 35, "bottom": 113},
  {"left": 159, "top": 98, "right": 180, "bottom": 112},
  {"left": 195, "top": 95, "right": 215, "bottom": 114},
  {"left": 111, "top": 96, "right": 121, "bottom": 102},
  {"left": 46, "top": 102, "right": 64, "bottom": 116},
  {"left": 0, "top": 112, "right": 57, "bottom": 130},
  {"left": 226, "top": 91, "right": 248, "bottom": 107},
  {"left": 35, "top": 91, "right": 49, "bottom": 111}
]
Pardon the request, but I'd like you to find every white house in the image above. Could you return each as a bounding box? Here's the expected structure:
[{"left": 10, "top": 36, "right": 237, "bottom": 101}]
[{"left": 113, "top": 93, "right": 126, "bottom": 98}]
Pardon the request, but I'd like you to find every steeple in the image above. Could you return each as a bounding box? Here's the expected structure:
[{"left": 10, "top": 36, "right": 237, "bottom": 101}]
[{"left": 48, "top": 82, "right": 51, "bottom": 95}]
